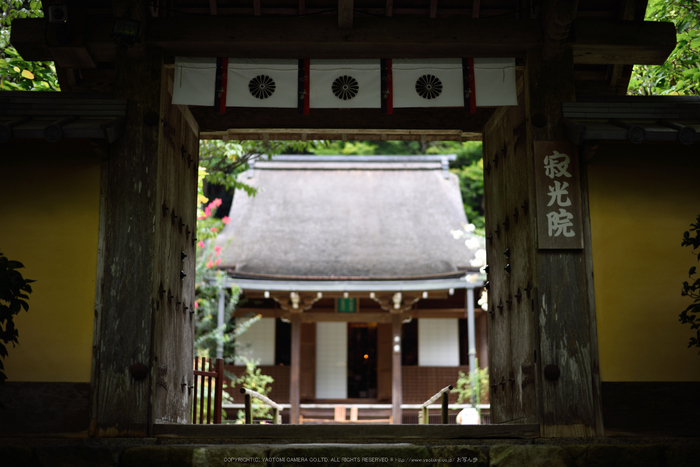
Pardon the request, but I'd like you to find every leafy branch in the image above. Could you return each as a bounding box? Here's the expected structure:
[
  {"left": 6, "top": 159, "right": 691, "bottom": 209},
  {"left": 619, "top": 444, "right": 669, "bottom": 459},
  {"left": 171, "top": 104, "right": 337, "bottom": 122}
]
[
  {"left": 0, "top": 251, "right": 35, "bottom": 383},
  {"left": 628, "top": 0, "right": 700, "bottom": 96},
  {"left": 199, "top": 140, "right": 309, "bottom": 197},
  {"left": 679, "top": 214, "right": 700, "bottom": 352},
  {"left": 1, "top": 1, "right": 60, "bottom": 92}
]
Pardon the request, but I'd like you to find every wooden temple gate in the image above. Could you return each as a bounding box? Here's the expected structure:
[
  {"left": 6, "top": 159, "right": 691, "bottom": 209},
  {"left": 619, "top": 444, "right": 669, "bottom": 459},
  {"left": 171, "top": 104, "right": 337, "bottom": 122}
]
[
  {"left": 482, "top": 51, "right": 600, "bottom": 437},
  {"left": 91, "top": 55, "right": 200, "bottom": 434},
  {"left": 5, "top": 0, "right": 677, "bottom": 438}
]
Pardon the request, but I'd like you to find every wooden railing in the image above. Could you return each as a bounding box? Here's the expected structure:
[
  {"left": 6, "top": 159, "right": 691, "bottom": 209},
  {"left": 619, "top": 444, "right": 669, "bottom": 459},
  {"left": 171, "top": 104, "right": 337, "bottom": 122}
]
[
  {"left": 240, "top": 387, "right": 282, "bottom": 424},
  {"left": 418, "top": 384, "right": 452, "bottom": 424},
  {"left": 192, "top": 357, "right": 224, "bottom": 424}
]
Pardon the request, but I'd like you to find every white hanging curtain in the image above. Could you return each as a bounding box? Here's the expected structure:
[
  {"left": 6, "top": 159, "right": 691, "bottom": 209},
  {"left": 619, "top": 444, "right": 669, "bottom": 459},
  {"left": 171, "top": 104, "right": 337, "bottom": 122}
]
[
  {"left": 226, "top": 58, "right": 298, "bottom": 108},
  {"left": 309, "top": 59, "right": 381, "bottom": 109},
  {"left": 473, "top": 57, "right": 518, "bottom": 107},
  {"left": 171, "top": 57, "right": 517, "bottom": 109},
  {"left": 172, "top": 57, "right": 216, "bottom": 106},
  {"left": 393, "top": 58, "right": 464, "bottom": 108}
]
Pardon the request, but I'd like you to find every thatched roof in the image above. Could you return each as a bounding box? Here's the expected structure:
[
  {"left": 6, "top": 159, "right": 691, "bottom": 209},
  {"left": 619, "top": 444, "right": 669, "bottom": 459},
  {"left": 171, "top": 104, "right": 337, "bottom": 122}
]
[{"left": 216, "top": 155, "right": 477, "bottom": 279}]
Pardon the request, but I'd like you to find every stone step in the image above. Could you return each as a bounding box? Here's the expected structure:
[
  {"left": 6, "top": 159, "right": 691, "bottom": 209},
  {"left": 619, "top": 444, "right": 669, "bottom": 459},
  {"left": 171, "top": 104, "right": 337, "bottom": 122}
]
[{"left": 2, "top": 441, "right": 700, "bottom": 467}]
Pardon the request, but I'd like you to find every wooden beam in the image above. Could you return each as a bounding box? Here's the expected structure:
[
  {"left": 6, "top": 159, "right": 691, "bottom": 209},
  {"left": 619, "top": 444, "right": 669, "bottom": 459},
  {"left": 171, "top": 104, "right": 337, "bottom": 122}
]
[
  {"left": 209, "top": 0, "right": 218, "bottom": 15},
  {"left": 12, "top": 16, "right": 674, "bottom": 66},
  {"left": 572, "top": 20, "right": 675, "bottom": 65},
  {"left": 472, "top": 0, "right": 481, "bottom": 18},
  {"left": 298, "top": 312, "right": 401, "bottom": 323},
  {"left": 385, "top": 0, "right": 393, "bottom": 17},
  {"left": 290, "top": 314, "right": 301, "bottom": 424},
  {"left": 190, "top": 107, "right": 495, "bottom": 135},
  {"left": 607, "top": 0, "right": 644, "bottom": 95},
  {"left": 235, "top": 309, "right": 469, "bottom": 321},
  {"left": 201, "top": 128, "right": 475, "bottom": 142},
  {"left": 541, "top": 0, "right": 579, "bottom": 59},
  {"left": 145, "top": 16, "right": 540, "bottom": 59},
  {"left": 253, "top": 0, "right": 261, "bottom": 16},
  {"left": 152, "top": 422, "right": 541, "bottom": 439},
  {"left": 430, "top": 0, "right": 438, "bottom": 19},
  {"left": 392, "top": 314, "right": 402, "bottom": 424},
  {"left": 338, "top": 0, "right": 354, "bottom": 30}
]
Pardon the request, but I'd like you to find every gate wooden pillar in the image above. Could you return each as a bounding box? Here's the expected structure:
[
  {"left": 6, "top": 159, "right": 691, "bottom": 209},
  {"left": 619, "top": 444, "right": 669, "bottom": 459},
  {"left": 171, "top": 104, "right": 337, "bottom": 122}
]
[
  {"left": 483, "top": 8, "right": 602, "bottom": 436},
  {"left": 289, "top": 313, "right": 302, "bottom": 424},
  {"left": 90, "top": 48, "right": 199, "bottom": 436},
  {"left": 391, "top": 314, "right": 403, "bottom": 424}
]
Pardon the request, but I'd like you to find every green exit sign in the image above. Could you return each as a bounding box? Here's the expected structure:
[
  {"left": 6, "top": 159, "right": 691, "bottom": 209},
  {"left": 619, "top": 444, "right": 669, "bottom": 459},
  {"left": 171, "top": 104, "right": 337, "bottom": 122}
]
[{"left": 337, "top": 297, "right": 356, "bottom": 313}]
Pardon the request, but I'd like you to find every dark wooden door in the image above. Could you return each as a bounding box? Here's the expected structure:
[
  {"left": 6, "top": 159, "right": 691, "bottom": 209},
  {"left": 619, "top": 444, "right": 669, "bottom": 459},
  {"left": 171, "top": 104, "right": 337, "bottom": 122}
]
[
  {"left": 483, "top": 83, "right": 539, "bottom": 425},
  {"left": 152, "top": 71, "right": 199, "bottom": 424}
]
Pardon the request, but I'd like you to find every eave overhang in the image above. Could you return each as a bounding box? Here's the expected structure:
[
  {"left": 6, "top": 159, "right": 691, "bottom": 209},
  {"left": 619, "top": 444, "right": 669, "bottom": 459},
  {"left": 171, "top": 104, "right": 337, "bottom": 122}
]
[{"left": 222, "top": 276, "right": 484, "bottom": 293}]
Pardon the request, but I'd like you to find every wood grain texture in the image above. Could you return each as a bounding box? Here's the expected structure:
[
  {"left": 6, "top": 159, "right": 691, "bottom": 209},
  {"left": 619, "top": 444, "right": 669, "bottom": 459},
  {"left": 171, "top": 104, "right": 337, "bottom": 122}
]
[
  {"left": 483, "top": 77, "right": 539, "bottom": 426},
  {"left": 579, "top": 151, "right": 603, "bottom": 436},
  {"left": 191, "top": 107, "right": 495, "bottom": 135},
  {"left": 94, "top": 51, "right": 163, "bottom": 437},
  {"left": 93, "top": 53, "right": 198, "bottom": 436},
  {"left": 289, "top": 315, "right": 301, "bottom": 424},
  {"left": 377, "top": 323, "right": 392, "bottom": 402},
  {"left": 300, "top": 322, "right": 316, "bottom": 402},
  {"left": 338, "top": 0, "right": 354, "bottom": 30},
  {"left": 12, "top": 15, "right": 674, "bottom": 65},
  {"left": 152, "top": 423, "right": 540, "bottom": 439},
  {"left": 151, "top": 64, "right": 199, "bottom": 426},
  {"left": 483, "top": 110, "right": 511, "bottom": 424},
  {"left": 526, "top": 47, "right": 598, "bottom": 437}
]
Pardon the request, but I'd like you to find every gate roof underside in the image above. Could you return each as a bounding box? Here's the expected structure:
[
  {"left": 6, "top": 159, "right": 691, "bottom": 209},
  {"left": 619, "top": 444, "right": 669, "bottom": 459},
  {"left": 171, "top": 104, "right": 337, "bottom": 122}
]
[
  {"left": 11, "top": 1, "right": 674, "bottom": 140},
  {"left": 215, "top": 155, "right": 479, "bottom": 281}
]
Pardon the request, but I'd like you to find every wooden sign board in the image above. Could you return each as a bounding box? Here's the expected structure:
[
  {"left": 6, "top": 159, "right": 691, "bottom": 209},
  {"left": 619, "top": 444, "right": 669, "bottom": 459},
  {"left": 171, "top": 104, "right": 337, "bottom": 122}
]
[{"left": 535, "top": 141, "right": 584, "bottom": 249}]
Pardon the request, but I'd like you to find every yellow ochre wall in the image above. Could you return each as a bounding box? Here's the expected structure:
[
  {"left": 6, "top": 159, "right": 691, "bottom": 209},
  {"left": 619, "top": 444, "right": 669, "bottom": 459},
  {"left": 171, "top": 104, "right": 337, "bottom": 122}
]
[
  {"left": 0, "top": 147, "right": 100, "bottom": 382},
  {"left": 588, "top": 143, "right": 700, "bottom": 382}
]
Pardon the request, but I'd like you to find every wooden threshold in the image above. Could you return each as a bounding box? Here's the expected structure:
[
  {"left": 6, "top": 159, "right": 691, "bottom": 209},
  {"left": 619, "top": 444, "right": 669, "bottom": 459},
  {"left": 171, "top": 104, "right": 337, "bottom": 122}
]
[{"left": 152, "top": 423, "right": 540, "bottom": 439}]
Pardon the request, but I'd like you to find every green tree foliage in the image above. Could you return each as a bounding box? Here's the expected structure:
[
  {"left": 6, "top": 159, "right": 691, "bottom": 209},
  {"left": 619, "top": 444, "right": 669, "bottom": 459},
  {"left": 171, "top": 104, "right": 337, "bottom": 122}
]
[
  {"left": 679, "top": 215, "right": 700, "bottom": 352},
  {"left": 193, "top": 178, "right": 264, "bottom": 362},
  {"left": 1, "top": 1, "right": 60, "bottom": 91},
  {"left": 628, "top": 0, "right": 700, "bottom": 95},
  {"left": 230, "top": 358, "right": 275, "bottom": 423},
  {"left": 0, "top": 252, "right": 35, "bottom": 383},
  {"left": 194, "top": 140, "right": 308, "bottom": 359},
  {"left": 195, "top": 151, "right": 281, "bottom": 423},
  {"left": 199, "top": 140, "right": 309, "bottom": 197},
  {"left": 309, "top": 140, "right": 485, "bottom": 230},
  {"left": 452, "top": 358, "right": 489, "bottom": 419}
]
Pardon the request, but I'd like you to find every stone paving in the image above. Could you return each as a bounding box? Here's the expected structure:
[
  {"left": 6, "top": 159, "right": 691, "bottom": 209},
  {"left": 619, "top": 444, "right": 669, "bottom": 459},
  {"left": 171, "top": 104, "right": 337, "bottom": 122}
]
[{"left": 2, "top": 440, "right": 700, "bottom": 467}]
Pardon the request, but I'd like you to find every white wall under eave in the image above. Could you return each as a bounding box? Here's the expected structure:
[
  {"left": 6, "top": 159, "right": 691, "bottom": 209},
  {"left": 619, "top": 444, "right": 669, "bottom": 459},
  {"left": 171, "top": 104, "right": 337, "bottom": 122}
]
[
  {"left": 316, "top": 322, "right": 348, "bottom": 399},
  {"left": 418, "top": 318, "right": 460, "bottom": 367},
  {"left": 234, "top": 317, "right": 275, "bottom": 366}
]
